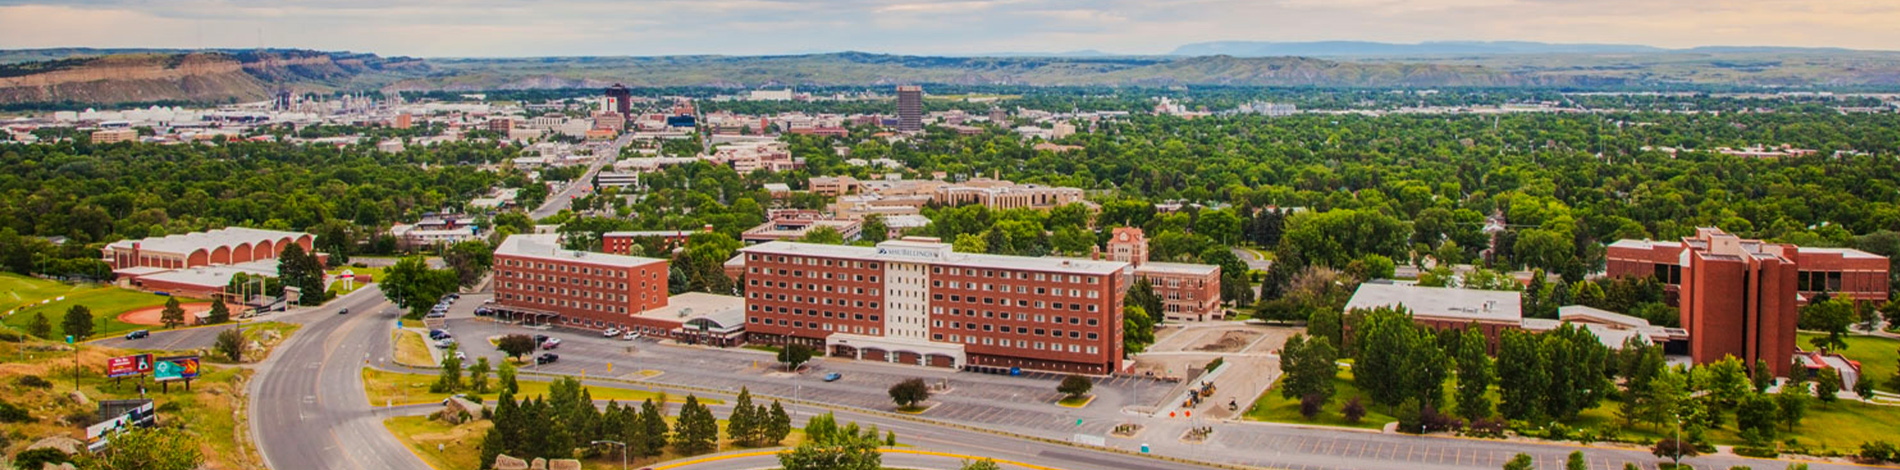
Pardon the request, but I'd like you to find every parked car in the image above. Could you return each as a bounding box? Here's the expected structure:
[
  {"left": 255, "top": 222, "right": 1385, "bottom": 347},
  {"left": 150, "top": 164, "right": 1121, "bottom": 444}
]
[
  {"left": 541, "top": 338, "right": 562, "bottom": 350},
  {"left": 621, "top": 332, "right": 640, "bottom": 341},
  {"left": 535, "top": 353, "right": 559, "bottom": 365},
  {"left": 124, "top": 330, "right": 149, "bottom": 340},
  {"left": 429, "top": 329, "right": 451, "bottom": 340},
  {"left": 453, "top": 351, "right": 467, "bottom": 361},
  {"left": 603, "top": 328, "right": 621, "bottom": 337},
  {"left": 533, "top": 334, "right": 550, "bottom": 345},
  {"left": 337, "top": 307, "right": 349, "bottom": 315},
  {"left": 434, "top": 338, "right": 457, "bottom": 348},
  {"left": 823, "top": 372, "right": 842, "bottom": 382}
]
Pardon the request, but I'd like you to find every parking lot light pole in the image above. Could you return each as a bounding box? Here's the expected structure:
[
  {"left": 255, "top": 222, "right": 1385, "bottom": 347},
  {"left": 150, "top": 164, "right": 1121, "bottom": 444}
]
[{"left": 591, "top": 440, "right": 627, "bottom": 470}]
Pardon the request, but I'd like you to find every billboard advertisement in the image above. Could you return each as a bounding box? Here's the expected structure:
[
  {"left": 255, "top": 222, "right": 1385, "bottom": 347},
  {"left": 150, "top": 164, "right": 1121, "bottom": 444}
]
[
  {"left": 105, "top": 354, "right": 154, "bottom": 378},
  {"left": 153, "top": 356, "right": 200, "bottom": 382}
]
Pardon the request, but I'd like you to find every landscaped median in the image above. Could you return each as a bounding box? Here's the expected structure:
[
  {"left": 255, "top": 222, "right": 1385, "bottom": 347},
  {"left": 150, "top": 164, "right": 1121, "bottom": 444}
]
[
  {"left": 361, "top": 368, "right": 716, "bottom": 407},
  {"left": 391, "top": 329, "right": 435, "bottom": 367}
]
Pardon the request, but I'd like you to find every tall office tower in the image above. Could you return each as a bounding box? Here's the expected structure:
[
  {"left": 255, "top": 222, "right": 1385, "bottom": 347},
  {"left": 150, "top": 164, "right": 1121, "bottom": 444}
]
[
  {"left": 605, "top": 84, "right": 633, "bottom": 116},
  {"left": 896, "top": 85, "right": 923, "bottom": 132}
]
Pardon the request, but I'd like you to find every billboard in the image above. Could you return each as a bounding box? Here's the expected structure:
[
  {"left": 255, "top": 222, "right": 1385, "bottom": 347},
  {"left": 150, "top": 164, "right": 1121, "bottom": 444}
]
[
  {"left": 105, "top": 354, "right": 154, "bottom": 378},
  {"left": 153, "top": 356, "right": 200, "bottom": 382}
]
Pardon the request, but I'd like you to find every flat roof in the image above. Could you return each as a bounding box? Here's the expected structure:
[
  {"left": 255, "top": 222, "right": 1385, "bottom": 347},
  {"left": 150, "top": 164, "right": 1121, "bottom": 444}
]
[
  {"left": 1344, "top": 283, "right": 1523, "bottom": 323},
  {"left": 1559, "top": 305, "right": 1651, "bottom": 329},
  {"left": 108, "top": 227, "right": 310, "bottom": 255},
  {"left": 1797, "top": 246, "right": 1887, "bottom": 259},
  {"left": 741, "top": 240, "right": 1129, "bottom": 275},
  {"left": 1136, "top": 261, "right": 1220, "bottom": 276},
  {"left": 137, "top": 260, "right": 279, "bottom": 288},
  {"left": 495, "top": 234, "right": 667, "bottom": 268},
  {"left": 635, "top": 292, "right": 746, "bottom": 330},
  {"left": 1608, "top": 239, "right": 1681, "bottom": 250}
]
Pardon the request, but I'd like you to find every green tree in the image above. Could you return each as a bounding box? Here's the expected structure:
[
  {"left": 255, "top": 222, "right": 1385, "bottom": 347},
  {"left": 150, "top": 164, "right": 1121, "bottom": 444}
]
[
  {"left": 1814, "top": 367, "right": 1841, "bottom": 405},
  {"left": 1799, "top": 296, "right": 1856, "bottom": 352},
  {"left": 729, "top": 387, "right": 757, "bottom": 446},
  {"left": 432, "top": 344, "right": 463, "bottom": 393},
  {"left": 951, "top": 233, "right": 987, "bottom": 253},
  {"left": 381, "top": 255, "right": 460, "bottom": 318},
  {"left": 861, "top": 215, "right": 890, "bottom": 243},
  {"left": 159, "top": 296, "right": 186, "bottom": 328},
  {"left": 1058, "top": 374, "right": 1093, "bottom": 399},
  {"left": 1502, "top": 453, "right": 1534, "bottom": 470},
  {"left": 27, "top": 311, "right": 50, "bottom": 338},
  {"left": 1454, "top": 325, "right": 1495, "bottom": 421},
  {"left": 778, "top": 343, "right": 814, "bottom": 371},
  {"left": 206, "top": 296, "right": 231, "bottom": 324},
  {"left": 1279, "top": 333, "right": 1339, "bottom": 406},
  {"left": 444, "top": 240, "right": 496, "bottom": 288},
  {"left": 672, "top": 395, "right": 718, "bottom": 455},
  {"left": 215, "top": 327, "right": 245, "bottom": 362},
  {"left": 1122, "top": 305, "right": 1155, "bottom": 354},
  {"left": 1774, "top": 381, "right": 1807, "bottom": 432},
  {"left": 1353, "top": 306, "right": 1447, "bottom": 410},
  {"left": 637, "top": 398, "right": 669, "bottom": 457},
  {"left": 961, "top": 458, "right": 1003, "bottom": 470},
  {"left": 498, "top": 359, "right": 519, "bottom": 394},
  {"left": 889, "top": 378, "right": 931, "bottom": 410},
  {"left": 1565, "top": 451, "right": 1587, "bottom": 470},
  {"left": 799, "top": 226, "right": 846, "bottom": 245},
  {"left": 61, "top": 304, "right": 94, "bottom": 340},
  {"left": 1497, "top": 330, "right": 1549, "bottom": 421},
  {"left": 90, "top": 426, "right": 204, "bottom": 470},
  {"left": 469, "top": 357, "right": 491, "bottom": 394},
  {"left": 1736, "top": 391, "right": 1779, "bottom": 444},
  {"left": 778, "top": 413, "right": 884, "bottom": 470},
  {"left": 765, "top": 400, "right": 792, "bottom": 446}
]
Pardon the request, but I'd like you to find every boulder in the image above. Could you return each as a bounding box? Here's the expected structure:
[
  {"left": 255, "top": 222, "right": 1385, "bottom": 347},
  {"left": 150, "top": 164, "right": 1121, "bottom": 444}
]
[
  {"left": 492, "top": 454, "right": 528, "bottom": 470},
  {"left": 548, "top": 459, "right": 581, "bottom": 470},
  {"left": 28, "top": 435, "right": 84, "bottom": 454},
  {"left": 65, "top": 391, "right": 89, "bottom": 407},
  {"left": 530, "top": 457, "right": 547, "bottom": 470}
]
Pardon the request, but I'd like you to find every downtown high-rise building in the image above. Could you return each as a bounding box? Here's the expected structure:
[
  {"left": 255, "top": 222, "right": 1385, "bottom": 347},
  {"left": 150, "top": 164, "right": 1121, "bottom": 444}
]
[{"left": 896, "top": 85, "right": 923, "bottom": 132}]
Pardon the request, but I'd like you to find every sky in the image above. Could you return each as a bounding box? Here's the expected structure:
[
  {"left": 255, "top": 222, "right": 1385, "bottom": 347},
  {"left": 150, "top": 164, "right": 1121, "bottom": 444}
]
[{"left": 2, "top": 0, "right": 1898, "bottom": 57}]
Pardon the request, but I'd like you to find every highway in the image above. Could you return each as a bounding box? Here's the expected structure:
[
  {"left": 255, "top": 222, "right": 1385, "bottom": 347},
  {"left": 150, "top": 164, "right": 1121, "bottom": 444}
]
[
  {"left": 238, "top": 285, "right": 1882, "bottom": 470},
  {"left": 529, "top": 134, "right": 631, "bottom": 219},
  {"left": 249, "top": 286, "right": 432, "bottom": 470}
]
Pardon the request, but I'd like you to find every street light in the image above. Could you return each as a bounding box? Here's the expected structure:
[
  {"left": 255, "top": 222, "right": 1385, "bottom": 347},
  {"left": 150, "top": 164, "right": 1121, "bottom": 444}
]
[
  {"left": 590, "top": 440, "right": 627, "bottom": 470},
  {"left": 1672, "top": 413, "right": 1682, "bottom": 467}
]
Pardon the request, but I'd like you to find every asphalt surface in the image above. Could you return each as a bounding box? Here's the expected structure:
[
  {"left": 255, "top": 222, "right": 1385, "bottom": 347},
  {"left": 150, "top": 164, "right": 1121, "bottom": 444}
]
[
  {"left": 529, "top": 134, "right": 631, "bottom": 219},
  {"left": 241, "top": 285, "right": 1883, "bottom": 470},
  {"left": 250, "top": 286, "right": 433, "bottom": 470}
]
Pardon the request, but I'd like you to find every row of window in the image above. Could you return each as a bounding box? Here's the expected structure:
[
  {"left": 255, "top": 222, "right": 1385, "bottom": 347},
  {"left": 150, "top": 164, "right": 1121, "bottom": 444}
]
[
  {"left": 752, "top": 267, "right": 881, "bottom": 284},
  {"left": 933, "top": 294, "right": 1100, "bottom": 313},
  {"left": 751, "top": 316, "right": 881, "bottom": 335},
  {"left": 500, "top": 281, "right": 644, "bottom": 302},
  {"left": 749, "top": 254, "right": 882, "bottom": 270},
  {"left": 500, "top": 269, "right": 647, "bottom": 291},
  {"left": 938, "top": 266, "right": 1097, "bottom": 285},
  {"left": 502, "top": 258, "right": 651, "bottom": 279},
  {"left": 934, "top": 321, "right": 1099, "bottom": 340},
  {"left": 499, "top": 293, "right": 629, "bottom": 314},
  {"left": 934, "top": 333, "right": 1099, "bottom": 355},
  {"left": 937, "top": 308, "right": 1101, "bottom": 326},
  {"left": 936, "top": 281, "right": 1100, "bottom": 299},
  {"left": 750, "top": 304, "right": 881, "bottom": 322},
  {"left": 746, "top": 254, "right": 1102, "bottom": 286},
  {"left": 749, "top": 279, "right": 878, "bottom": 296},
  {"left": 748, "top": 292, "right": 882, "bottom": 309}
]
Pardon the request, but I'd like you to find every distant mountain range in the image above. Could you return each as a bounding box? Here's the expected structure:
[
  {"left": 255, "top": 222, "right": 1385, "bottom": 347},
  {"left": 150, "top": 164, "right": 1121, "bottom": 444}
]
[
  {"left": 1169, "top": 40, "right": 1863, "bottom": 57},
  {"left": 4, "top": 44, "right": 1900, "bottom": 108}
]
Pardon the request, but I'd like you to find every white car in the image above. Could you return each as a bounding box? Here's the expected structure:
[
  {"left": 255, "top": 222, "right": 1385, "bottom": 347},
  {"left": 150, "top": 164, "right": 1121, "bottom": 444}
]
[
  {"left": 603, "top": 328, "right": 621, "bottom": 337},
  {"left": 621, "top": 332, "right": 640, "bottom": 340},
  {"left": 453, "top": 351, "right": 467, "bottom": 361}
]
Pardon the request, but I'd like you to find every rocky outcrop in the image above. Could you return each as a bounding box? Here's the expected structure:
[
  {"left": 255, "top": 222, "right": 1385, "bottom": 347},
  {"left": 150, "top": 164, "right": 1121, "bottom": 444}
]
[{"left": 0, "top": 49, "right": 428, "bottom": 106}]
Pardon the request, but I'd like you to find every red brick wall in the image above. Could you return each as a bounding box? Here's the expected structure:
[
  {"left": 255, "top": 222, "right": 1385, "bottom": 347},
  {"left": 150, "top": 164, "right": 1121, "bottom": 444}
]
[
  {"left": 742, "top": 253, "right": 887, "bottom": 346},
  {"left": 493, "top": 255, "right": 669, "bottom": 331},
  {"left": 927, "top": 266, "right": 1122, "bottom": 374}
]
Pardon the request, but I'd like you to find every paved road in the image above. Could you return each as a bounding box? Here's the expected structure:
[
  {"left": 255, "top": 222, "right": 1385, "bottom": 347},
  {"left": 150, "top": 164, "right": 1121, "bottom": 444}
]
[
  {"left": 92, "top": 307, "right": 317, "bottom": 352},
  {"left": 1230, "top": 247, "right": 1272, "bottom": 272},
  {"left": 250, "top": 286, "right": 432, "bottom": 470},
  {"left": 529, "top": 134, "right": 631, "bottom": 219}
]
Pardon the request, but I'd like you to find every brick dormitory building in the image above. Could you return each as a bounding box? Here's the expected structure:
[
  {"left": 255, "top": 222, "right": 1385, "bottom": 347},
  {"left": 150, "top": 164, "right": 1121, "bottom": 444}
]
[
  {"left": 734, "top": 237, "right": 1131, "bottom": 375},
  {"left": 1607, "top": 227, "right": 1889, "bottom": 376},
  {"left": 491, "top": 234, "right": 671, "bottom": 332}
]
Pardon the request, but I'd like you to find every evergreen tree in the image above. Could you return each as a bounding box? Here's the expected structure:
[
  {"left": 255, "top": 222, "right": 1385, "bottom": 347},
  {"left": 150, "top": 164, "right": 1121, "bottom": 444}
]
[
  {"left": 672, "top": 395, "right": 718, "bottom": 455},
  {"left": 765, "top": 400, "right": 792, "bottom": 445},
  {"left": 729, "top": 387, "right": 757, "bottom": 446},
  {"left": 1815, "top": 367, "right": 1842, "bottom": 405},
  {"left": 61, "top": 304, "right": 95, "bottom": 340},
  {"left": 637, "top": 398, "right": 669, "bottom": 457},
  {"left": 1454, "top": 325, "right": 1495, "bottom": 421},
  {"left": 160, "top": 296, "right": 186, "bottom": 328},
  {"left": 27, "top": 311, "right": 50, "bottom": 338},
  {"left": 207, "top": 296, "right": 231, "bottom": 324},
  {"left": 478, "top": 427, "right": 506, "bottom": 470},
  {"left": 1496, "top": 330, "right": 1548, "bottom": 421}
]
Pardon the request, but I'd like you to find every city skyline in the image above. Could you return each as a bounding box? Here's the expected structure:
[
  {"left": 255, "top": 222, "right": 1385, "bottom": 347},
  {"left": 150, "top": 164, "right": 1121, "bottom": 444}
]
[{"left": 3, "top": 0, "right": 1899, "bottom": 58}]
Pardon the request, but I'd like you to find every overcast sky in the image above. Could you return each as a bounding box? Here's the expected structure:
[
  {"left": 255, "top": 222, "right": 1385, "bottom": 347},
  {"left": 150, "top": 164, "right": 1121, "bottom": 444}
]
[{"left": 2, "top": 0, "right": 1897, "bottom": 57}]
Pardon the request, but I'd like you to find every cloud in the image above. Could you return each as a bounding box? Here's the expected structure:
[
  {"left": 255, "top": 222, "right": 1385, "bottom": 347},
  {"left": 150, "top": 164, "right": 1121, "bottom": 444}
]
[{"left": 1, "top": 0, "right": 1898, "bottom": 56}]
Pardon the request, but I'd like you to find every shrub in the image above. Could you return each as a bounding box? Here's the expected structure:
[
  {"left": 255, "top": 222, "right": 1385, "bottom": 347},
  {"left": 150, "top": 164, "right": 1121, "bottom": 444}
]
[
  {"left": 1340, "top": 397, "right": 1366, "bottom": 424},
  {"left": 1298, "top": 394, "right": 1323, "bottom": 420},
  {"left": 1467, "top": 417, "right": 1507, "bottom": 438},
  {"left": 1861, "top": 440, "right": 1897, "bottom": 463},
  {"left": 1733, "top": 446, "right": 1778, "bottom": 458},
  {"left": 1205, "top": 357, "right": 1224, "bottom": 371},
  {"left": 13, "top": 448, "right": 69, "bottom": 468},
  {"left": 63, "top": 411, "right": 95, "bottom": 425},
  {"left": 0, "top": 401, "right": 33, "bottom": 423},
  {"left": 14, "top": 374, "right": 51, "bottom": 389}
]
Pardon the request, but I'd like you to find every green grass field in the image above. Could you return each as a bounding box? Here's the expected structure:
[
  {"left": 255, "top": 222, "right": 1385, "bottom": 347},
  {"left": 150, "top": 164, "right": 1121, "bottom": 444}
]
[
  {"left": 1799, "top": 332, "right": 1898, "bottom": 393},
  {"left": 1244, "top": 369, "right": 1395, "bottom": 429},
  {"left": 387, "top": 411, "right": 810, "bottom": 470},
  {"left": 362, "top": 368, "right": 721, "bottom": 406},
  {"left": 0, "top": 273, "right": 181, "bottom": 339},
  {"left": 326, "top": 265, "right": 385, "bottom": 296}
]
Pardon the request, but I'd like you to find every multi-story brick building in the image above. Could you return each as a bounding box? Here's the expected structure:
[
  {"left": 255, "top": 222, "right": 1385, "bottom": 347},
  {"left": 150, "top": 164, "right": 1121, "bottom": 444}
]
[
  {"left": 737, "top": 238, "right": 1131, "bottom": 375},
  {"left": 491, "top": 234, "right": 670, "bottom": 332},
  {"left": 602, "top": 226, "right": 712, "bottom": 255},
  {"left": 1104, "top": 228, "right": 1224, "bottom": 321},
  {"left": 1606, "top": 227, "right": 1889, "bottom": 376}
]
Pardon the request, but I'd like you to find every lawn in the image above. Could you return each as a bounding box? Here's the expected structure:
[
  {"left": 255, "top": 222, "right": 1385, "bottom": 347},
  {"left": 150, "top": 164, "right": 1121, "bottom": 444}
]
[
  {"left": 362, "top": 368, "right": 720, "bottom": 406},
  {"left": 0, "top": 274, "right": 182, "bottom": 339},
  {"left": 1057, "top": 395, "right": 1095, "bottom": 408},
  {"left": 387, "top": 411, "right": 808, "bottom": 470},
  {"left": 1244, "top": 369, "right": 1395, "bottom": 430},
  {"left": 1799, "top": 332, "right": 1898, "bottom": 393},
  {"left": 393, "top": 330, "right": 436, "bottom": 367},
  {"left": 326, "top": 265, "right": 385, "bottom": 296}
]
